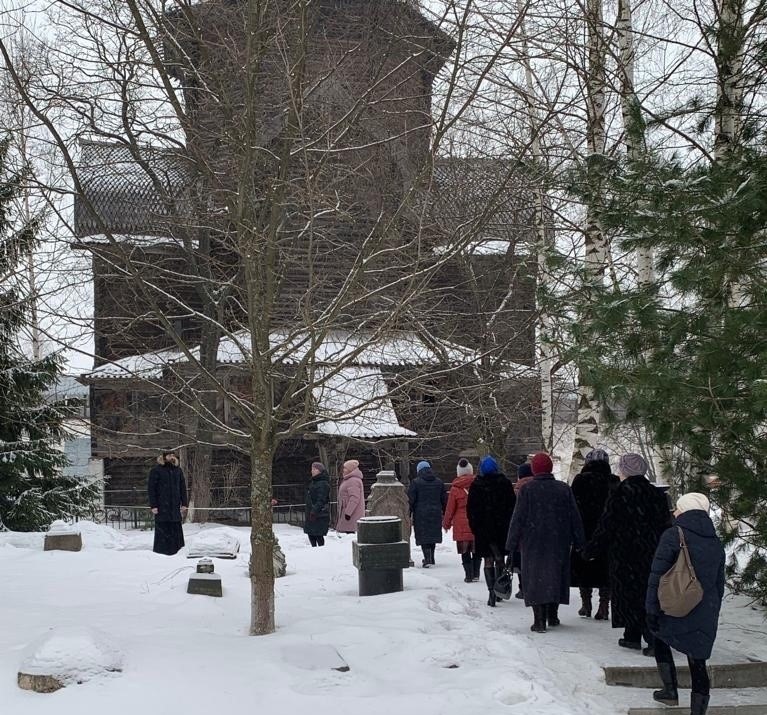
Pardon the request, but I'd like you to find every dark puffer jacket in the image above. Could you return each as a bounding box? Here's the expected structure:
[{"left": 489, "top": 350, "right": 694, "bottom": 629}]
[
  {"left": 408, "top": 468, "right": 447, "bottom": 546},
  {"left": 646, "top": 509, "right": 725, "bottom": 660},
  {"left": 304, "top": 471, "right": 331, "bottom": 537}
]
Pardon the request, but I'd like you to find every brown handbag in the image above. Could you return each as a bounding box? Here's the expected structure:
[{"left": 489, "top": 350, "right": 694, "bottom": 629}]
[{"left": 658, "top": 526, "right": 704, "bottom": 617}]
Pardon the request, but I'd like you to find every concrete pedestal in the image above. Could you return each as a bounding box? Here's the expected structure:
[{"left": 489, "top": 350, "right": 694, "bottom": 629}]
[
  {"left": 44, "top": 520, "right": 83, "bottom": 552},
  {"left": 187, "top": 558, "right": 223, "bottom": 596}
]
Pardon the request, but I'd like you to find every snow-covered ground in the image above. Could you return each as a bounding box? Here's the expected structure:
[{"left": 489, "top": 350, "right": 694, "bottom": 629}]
[{"left": 2, "top": 523, "right": 766, "bottom": 715}]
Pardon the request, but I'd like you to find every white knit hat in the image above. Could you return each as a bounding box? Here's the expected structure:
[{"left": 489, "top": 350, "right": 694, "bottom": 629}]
[
  {"left": 456, "top": 458, "right": 473, "bottom": 477},
  {"left": 676, "top": 492, "right": 710, "bottom": 514}
]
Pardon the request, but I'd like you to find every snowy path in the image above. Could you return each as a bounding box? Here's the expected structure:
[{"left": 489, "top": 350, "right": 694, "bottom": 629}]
[{"left": 1, "top": 523, "right": 765, "bottom": 715}]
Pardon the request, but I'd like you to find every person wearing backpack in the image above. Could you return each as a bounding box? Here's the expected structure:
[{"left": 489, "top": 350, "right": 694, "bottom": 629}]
[{"left": 645, "top": 493, "right": 725, "bottom": 715}]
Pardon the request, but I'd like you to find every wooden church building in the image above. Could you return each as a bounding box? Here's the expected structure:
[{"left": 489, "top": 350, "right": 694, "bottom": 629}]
[{"left": 74, "top": 0, "right": 542, "bottom": 514}]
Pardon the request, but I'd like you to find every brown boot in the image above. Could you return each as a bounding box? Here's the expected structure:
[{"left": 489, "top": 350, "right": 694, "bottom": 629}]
[{"left": 594, "top": 598, "right": 609, "bottom": 620}]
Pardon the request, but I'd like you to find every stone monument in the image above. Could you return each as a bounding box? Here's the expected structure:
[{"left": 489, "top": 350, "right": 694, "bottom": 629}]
[
  {"left": 187, "top": 558, "right": 223, "bottom": 597},
  {"left": 17, "top": 626, "right": 123, "bottom": 693},
  {"left": 367, "top": 470, "right": 411, "bottom": 541},
  {"left": 43, "top": 520, "right": 82, "bottom": 552},
  {"left": 352, "top": 516, "right": 410, "bottom": 596}
]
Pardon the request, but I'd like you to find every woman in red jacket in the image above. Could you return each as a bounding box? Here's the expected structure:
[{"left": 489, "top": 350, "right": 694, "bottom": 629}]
[{"left": 443, "top": 459, "right": 480, "bottom": 582}]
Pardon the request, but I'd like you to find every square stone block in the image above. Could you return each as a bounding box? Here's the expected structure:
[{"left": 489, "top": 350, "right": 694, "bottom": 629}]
[
  {"left": 187, "top": 573, "right": 223, "bottom": 597},
  {"left": 352, "top": 541, "right": 410, "bottom": 571},
  {"left": 44, "top": 533, "right": 82, "bottom": 552}
]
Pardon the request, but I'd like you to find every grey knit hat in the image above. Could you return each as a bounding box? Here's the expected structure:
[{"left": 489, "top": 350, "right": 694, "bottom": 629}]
[
  {"left": 456, "top": 458, "right": 473, "bottom": 477},
  {"left": 618, "top": 453, "right": 648, "bottom": 477}
]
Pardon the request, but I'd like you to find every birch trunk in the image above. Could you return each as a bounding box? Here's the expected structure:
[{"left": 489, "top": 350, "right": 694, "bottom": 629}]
[
  {"left": 714, "top": 0, "right": 745, "bottom": 163},
  {"left": 516, "top": 0, "right": 554, "bottom": 452},
  {"left": 570, "top": 0, "right": 608, "bottom": 479},
  {"left": 617, "top": 0, "right": 653, "bottom": 285},
  {"left": 715, "top": 0, "right": 747, "bottom": 307}
]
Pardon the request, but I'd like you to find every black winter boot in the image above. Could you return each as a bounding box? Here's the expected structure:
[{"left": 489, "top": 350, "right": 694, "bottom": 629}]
[
  {"left": 578, "top": 588, "right": 592, "bottom": 618},
  {"left": 484, "top": 567, "right": 497, "bottom": 607},
  {"left": 461, "top": 553, "right": 473, "bottom": 583},
  {"left": 690, "top": 692, "right": 710, "bottom": 715},
  {"left": 421, "top": 546, "right": 431, "bottom": 568},
  {"left": 428, "top": 545, "right": 436, "bottom": 566},
  {"left": 472, "top": 553, "right": 482, "bottom": 581},
  {"left": 652, "top": 662, "right": 679, "bottom": 706},
  {"left": 547, "top": 603, "right": 560, "bottom": 627},
  {"left": 530, "top": 605, "right": 547, "bottom": 633}
]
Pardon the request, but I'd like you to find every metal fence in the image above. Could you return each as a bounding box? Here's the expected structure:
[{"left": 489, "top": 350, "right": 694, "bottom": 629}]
[{"left": 79, "top": 501, "right": 337, "bottom": 530}]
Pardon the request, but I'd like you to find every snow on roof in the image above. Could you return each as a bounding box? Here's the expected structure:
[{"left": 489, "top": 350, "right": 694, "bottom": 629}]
[
  {"left": 74, "top": 234, "right": 196, "bottom": 249},
  {"left": 81, "top": 347, "right": 187, "bottom": 381},
  {"left": 432, "top": 239, "right": 518, "bottom": 256},
  {"left": 82, "top": 329, "right": 483, "bottom": 381},
  {"left": 313, "top": 367, "right": 416, "bottom": 439}
]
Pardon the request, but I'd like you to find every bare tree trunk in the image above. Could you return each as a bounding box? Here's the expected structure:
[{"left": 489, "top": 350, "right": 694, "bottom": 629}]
[
  {"left": 617, "top": 0, "right": 653, "bottom": 286},
  {"left": 570, "top": 0, "right": 608, "bottom": 478},
  {"left": 715, "top": 0, "right": 747, "bottom": 307},
  {"left": 516, "top": 0, "right": 554, "bottom": 453},
  {"left": 714, "top": 0, "right": 745, "bottom": 162},
  {"left": 249, "top": 443, "right": 275, "bottom": 635}
]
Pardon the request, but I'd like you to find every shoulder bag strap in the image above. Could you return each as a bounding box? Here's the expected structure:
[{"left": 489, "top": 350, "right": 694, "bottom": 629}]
[{"left": 677, "top": 526, "right": 699, "bottom": 581}]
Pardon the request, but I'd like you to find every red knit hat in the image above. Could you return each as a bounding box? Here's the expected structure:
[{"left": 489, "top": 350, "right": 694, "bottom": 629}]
[{"left": 530, "top": 452, "right": 553, "bottom": 475}]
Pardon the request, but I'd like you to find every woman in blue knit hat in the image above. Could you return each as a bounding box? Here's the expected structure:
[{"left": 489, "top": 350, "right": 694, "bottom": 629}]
[
  {"left": 466, "top": 455, "right": 516, "bottom": 606},
  {"left": 408, "top": 461, "right": 447, "bottom": 567}
]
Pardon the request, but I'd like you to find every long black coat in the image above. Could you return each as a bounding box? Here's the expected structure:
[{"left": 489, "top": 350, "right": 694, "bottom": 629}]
[
  {"left": 646, "top": 509, "right": 725, "bottom": 660},
  {"left": 408, "top": 468, "right": 447, "bottom": 546},
  {"left": 304, "top": 471, "right": 331, "bottom": 537},
  {"left": 506, "top": 474, "right": 585, "bottom": 606},
  {"left": 467, "top": 471, "right": 516, "bottom": 558},
  {"left": 147, "top": 461, "right": 188, "bottom": 522},
  {"left": 570, "top": 461, "right": 620, "bottom": 588},
  {"left": 584, "top": 475, "right": 671, "bottom": 631}
]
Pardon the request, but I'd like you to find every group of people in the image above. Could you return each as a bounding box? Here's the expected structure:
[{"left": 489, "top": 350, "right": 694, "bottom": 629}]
[
  {"left": 303, "top": 459, "right": 365, "bottom": 545},
  {"left": 148, "top": 447, "right": 725, "bottom": 715},
  {"left": 407, "top": 448, "right": 725, "bottom": 715}
]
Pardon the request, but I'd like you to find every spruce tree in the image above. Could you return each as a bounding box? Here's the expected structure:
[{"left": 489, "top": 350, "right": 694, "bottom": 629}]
[
  {"left": 0, "top": 137, "right": 99, "bottom": 531},
  {"left": 566, "top": 144, "right": 767, "bottom": 603}
]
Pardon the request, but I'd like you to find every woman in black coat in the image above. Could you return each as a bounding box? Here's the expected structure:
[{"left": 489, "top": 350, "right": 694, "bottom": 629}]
[
  {"left": 506, "top": 452, "right": 585, "bottom": 631},
  {"left": 583, "top": 453, "right": 671, "bottom": 654},
  {"left": 467, "top": 455, "right": 516, "bottom": 607},
  {"left": 571, "top": 449, "right": 620, "bottom": 619},
  {"left": 147, "top": 451, "right": 188, "bottom": 555},
  {"left": 646, "top": 493, "right": 725, "bottom": 715},
  {"left": 304, "top": 461, "right": 331, "bottom": 547},
  {"left": 408, "top": 461, "right": 447, "bottom": 568}
]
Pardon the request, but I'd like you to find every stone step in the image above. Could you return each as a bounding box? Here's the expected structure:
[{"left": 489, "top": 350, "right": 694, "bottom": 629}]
[
  {"left": 629, "top": 706, "right": 767, "bottom": 715},
  {"left": 605, "top": 662, "right": 767, "bottom": 689}
]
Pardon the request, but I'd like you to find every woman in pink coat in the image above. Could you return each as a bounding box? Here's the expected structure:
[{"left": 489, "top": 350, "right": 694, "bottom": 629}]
[{"left": 336, "top": 460, "right": 365, "bottom": 533}]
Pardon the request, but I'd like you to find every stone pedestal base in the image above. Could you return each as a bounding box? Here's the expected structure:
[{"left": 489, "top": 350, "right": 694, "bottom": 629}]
[
  {"left": 358, "top": 568, "right": 404, "bottom": 596},
  {"left": 353, "top": 516, "right": 409, "bottom": 597},
  {"left": 187, "top": 572, "right": 223, "bottom": 597},
  {"left": 44, "top": 533, "right": 82, "bottom": 552},
  {"left": 17, "top": 673, "right": 64, "bottom": 693}
]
